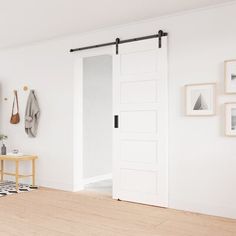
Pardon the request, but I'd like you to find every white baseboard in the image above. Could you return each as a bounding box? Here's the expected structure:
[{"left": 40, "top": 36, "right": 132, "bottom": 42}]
[
  {"left": 170, "top": 200, "right": 236, "bottom": 219},
  {"left": 37, "top": 179, "right": 74, "bottom": 191},
  {"left": 83, "top": 173, "right": 112, "bottom": 185}
]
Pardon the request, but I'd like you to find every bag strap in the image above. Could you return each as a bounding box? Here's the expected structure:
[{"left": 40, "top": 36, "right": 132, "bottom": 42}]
[
  {"left": 11, "top": 90, "right": 19, "bottom": 115},
  {"left": 15, "top": 90, "right": 19, "bottom": 112}
]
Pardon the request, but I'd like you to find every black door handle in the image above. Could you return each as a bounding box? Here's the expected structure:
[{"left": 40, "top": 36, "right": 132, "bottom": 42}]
[{"left": 114, "top": 115, "right": 119, "bottom": 128}]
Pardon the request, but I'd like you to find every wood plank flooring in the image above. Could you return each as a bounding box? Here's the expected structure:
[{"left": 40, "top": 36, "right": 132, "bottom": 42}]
[{"left": 0, "top": 188, "right": 235, "bottom": 236}]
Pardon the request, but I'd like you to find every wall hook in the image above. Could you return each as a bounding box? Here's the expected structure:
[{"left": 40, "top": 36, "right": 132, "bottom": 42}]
[{"left": 23, "top": 86, "right": 28, "bottom": 91}]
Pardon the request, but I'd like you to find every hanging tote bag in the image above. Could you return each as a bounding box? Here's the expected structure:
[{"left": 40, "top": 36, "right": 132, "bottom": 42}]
[{"left": 10, "top": 90, "right": 20, "bottom": 124}]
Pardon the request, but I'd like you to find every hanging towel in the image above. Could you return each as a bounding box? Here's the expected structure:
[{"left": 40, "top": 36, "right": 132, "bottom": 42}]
[{"left": 25, "top": 90, "right": 40, "bottom": 138}]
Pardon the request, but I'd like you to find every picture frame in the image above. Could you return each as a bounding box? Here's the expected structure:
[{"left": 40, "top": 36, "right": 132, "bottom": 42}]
[
  {"left": 225, "top": 103, "right": 236, "bottom": 137},
  {"left": 185, "top": 83, "right": 216, "bottom": 116},
  {"left": 224, "top": 59, "right": 236, "bottom": 94}
]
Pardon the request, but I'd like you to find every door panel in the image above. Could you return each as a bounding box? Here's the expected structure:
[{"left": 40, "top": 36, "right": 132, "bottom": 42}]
[
  {"left": 120, "top": 169, "right": 157, "bottom": 194},
  {"left": 120, "top": 50, "right": 158, "bottom": 75},
  {"left": 121, "top": 111, "right": 157, "bottom": 133},
  {"left": 113, "top": 37, "right": 168, "bottom": 207},
  {"left": 121, "top": 140, "right": 157, "bottom": 164},
  {"left": 120, "top": 81, "right": 157, "bottom": 104}
]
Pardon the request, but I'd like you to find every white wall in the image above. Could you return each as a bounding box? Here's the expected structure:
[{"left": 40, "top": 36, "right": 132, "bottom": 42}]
[
  {"left": 0, "top": 2, "right": 235, "bottom": 218},
  {"left": 0, "top": 40, "right": 74, "bottom": 190},
  {"left": 83, "top": 55, "right": 112, "bottom": 179}
]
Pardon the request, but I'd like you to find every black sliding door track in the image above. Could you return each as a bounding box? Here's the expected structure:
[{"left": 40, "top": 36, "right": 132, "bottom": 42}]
[{"left": 70, "top": 30, "right": 168, "bottom": 53}]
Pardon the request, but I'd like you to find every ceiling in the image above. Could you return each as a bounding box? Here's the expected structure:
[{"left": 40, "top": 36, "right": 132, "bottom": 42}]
[{"left": 0, "top": 0, "right": 232, "bottom": 49}]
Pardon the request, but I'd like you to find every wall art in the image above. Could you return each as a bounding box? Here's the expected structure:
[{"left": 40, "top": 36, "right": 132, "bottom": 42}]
[
  {"left": 225, "top": 60, "right": 236, "bottom": 94},
  {"left": 225, "top": 103, "right": 236, "bottom": 136},
  {"left": 185, "top": 83, "right": 216, "bottom": 116}
]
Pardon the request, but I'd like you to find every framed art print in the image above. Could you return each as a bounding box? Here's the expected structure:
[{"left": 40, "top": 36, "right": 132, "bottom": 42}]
[
  {"left": 225, "top": 60, "right": 236, "bottom": 94},
  {"left": 185, "top": 83, "right": 216, "bottom": 116},
  {"left": 225, "top": 103, "right": 236, "bottom": 137}
]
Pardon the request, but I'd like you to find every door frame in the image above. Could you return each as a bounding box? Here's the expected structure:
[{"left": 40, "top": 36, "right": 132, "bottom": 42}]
[
  {"left": 73, "top": 46, "right": 114, "bottom": 191},
  {"left": 72, "top": 41, "right": 169, "bottom": 207}
]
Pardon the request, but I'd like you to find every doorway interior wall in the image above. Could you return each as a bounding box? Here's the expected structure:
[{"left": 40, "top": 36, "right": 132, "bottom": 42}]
[
  {"left": 83, "top": 55, "right": 113, "bottom": 188},
  {"left": 73, "top": 47, "right": 114, "bottom": 191}
]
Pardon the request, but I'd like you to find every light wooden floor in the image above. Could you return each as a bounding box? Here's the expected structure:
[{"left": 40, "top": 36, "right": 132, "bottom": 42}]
[{"left": 0, "top": 188, "right": 235, "bottom": 236}]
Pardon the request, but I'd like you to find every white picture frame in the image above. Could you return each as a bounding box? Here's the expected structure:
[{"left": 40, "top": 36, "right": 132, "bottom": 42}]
[
  {"left": 185, "top": 83, "right": 216, "bottom": 116},
  {"left": 225, "top": 103, "right": 236, "bottom": 137},
  {"left": 225, "top": 60, "right": 236, "bottom": 94}
]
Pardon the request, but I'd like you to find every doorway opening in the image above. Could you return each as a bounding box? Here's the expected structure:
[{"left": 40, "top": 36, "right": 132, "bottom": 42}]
[{"left": 82, "top": 55, "right": 113, "bottom": 196}]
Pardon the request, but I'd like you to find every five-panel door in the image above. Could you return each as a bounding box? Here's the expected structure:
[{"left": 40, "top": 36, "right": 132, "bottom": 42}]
[{"left": 113, "top": 38, "right": 168, "bottom": 207}]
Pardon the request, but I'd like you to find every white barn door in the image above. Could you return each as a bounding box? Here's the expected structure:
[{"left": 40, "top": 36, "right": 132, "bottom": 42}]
[{"left": 113, "top": 37, "right": 168, "bottom": 207}]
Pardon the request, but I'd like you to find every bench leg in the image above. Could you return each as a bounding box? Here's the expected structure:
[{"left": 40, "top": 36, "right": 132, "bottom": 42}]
[
  {"left": 1, "top": 160, "right": 3, "bottom": 182},
  {"left": 15, "top": 160, "right": 19, "bottom": 191},
  {"left": 32, "top": 159, "right": 35, "bottom": 186}
]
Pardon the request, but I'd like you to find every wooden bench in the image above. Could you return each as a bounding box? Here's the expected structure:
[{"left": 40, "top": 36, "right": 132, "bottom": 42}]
[{"left": 0, "top": 155, "right": 38, "bottom": 191}]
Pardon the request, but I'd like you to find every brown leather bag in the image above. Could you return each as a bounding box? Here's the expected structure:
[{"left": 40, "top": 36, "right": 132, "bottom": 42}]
[{"left": 10, "top": 90, "right": 20, "bottom": 124}]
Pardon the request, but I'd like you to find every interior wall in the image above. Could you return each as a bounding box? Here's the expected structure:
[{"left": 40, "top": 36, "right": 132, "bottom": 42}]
[
  {"left": 83, "top": 55, "right": 112, "bottom": 179},
  {"left": 0, "top": 40, "right": 74, "bottom": 190},
  {"left": 0, "top": 2, "right": 235, "bottom": 218}
]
